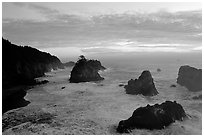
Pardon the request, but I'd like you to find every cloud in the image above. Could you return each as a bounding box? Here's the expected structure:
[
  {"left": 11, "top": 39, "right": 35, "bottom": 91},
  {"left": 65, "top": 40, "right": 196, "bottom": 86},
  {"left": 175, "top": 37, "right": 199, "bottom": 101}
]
[
  {"left": 80, "top": 39, "right": 199, "bottom": 54},
  {"left": 193, "top": 46, "right": 202, "bottom": 51},
  {"left": 12, "top": 2, "right": 27, "bottom": 7},
  {"left": 91, "top": 10, "right": 201, "bottom": 33},
  {"left": 2, "top": 5, "right": 201, "bottom": 54},
  {"left": 27, "top": 3, "right": 91, "bottom": 23},
  {"left": 12, "top": 3, "right": 60, "bottom": 20},
  {"left": 81, "top": 46, "right": 188, "bottom": 53},
  {"left": 8, "top": 3, "right": 202, "bottom": 33}
]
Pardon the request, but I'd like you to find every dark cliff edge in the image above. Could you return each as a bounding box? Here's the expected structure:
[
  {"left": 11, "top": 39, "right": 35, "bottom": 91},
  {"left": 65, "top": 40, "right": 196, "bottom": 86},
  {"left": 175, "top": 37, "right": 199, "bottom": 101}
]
[
  {"left": 69, "top": 55, "right": 106, "bottom": 83},
  {"left": 2, "top": 38, "right": 64, "bottom": 113},
  {"left": 177, "top": 65, "right": 202, "bottom": 92}
]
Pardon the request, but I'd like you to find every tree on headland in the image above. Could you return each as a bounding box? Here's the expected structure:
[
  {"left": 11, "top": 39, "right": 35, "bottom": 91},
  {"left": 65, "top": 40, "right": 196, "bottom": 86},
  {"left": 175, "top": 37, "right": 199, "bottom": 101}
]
[
  {"left": 79, "top": 55, "right": 86, "bottom": 60},
  {"left": 77, "top": 55, "right": 87, "bottom": 64}
]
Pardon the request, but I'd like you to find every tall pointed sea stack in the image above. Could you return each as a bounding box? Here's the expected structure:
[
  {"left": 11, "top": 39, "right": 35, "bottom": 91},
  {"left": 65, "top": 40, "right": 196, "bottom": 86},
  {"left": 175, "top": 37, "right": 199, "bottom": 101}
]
[{"left": 124, "top": 70, "right": 158, "bottom": 96}]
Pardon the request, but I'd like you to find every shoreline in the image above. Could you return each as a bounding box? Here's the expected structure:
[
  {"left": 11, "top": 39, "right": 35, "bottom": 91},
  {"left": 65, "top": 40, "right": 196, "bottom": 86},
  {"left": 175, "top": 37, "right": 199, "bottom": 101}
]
[{"left": 2, "top": 68, "right": 202, "bottom": 135}]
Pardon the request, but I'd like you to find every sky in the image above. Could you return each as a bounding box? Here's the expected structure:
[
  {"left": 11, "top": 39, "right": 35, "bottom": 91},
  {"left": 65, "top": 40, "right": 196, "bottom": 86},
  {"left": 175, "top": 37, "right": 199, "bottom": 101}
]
[{"left": 2, "top": 2, "right": 202, "bottom": 61}]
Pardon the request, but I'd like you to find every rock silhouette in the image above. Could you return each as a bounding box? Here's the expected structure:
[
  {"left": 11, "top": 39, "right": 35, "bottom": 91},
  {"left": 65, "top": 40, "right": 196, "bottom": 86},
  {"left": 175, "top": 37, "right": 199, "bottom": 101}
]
[
  {"left": 3, "top": 38, "right": 64, "bottom": 88},
  {"left": 170, "top": 84, "right": 176, "bottom": 88},
  {"left": 69, "top": 56, "right": 106, "bottom": 83},
  {"left": 2, "top": 87, "right": 30, "bottom": 113},
  {"left": 177, "top": 65, "right": 202, "bottom": 91},
  {"left": 157, "top": 68, "right": 161, "bottom": 72},
  {"left": 124, "top": 70, "right": 158, "bottom": 96},
  {"left": 192, "top": 94, "right": 202, "bottom": 100},
  {"left": 63, "top": 61, "right": 75, "bottom": 67},
  {"left": 2, "top": 38, "right": 64, "bottom": 113},
  {"left": 117, "top": 101, "right": 186, "bottom": 133}
]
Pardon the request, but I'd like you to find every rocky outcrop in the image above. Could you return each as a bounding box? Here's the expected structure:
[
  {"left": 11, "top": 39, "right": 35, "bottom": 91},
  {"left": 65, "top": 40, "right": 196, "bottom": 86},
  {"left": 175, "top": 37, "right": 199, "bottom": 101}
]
[
  {"left": 192, "top": 94, "right": 202, "bottom": 100},
  {"left": 2, "top": 38, "right": 64, "bottom": 113},
  {"left": 117, "top": 101, "right": 186, "bottom": 133},
  {"left": 124, "top": 70, "right": 158, "bottom": 96},
  {"left": 157, "top": 68, "right": 161, "bottom": 72},
  {"left": 3, "top": 38, "right": 64, "bottom": 88},
  {"left": 2, "top": 87, "right": 30, "bottom": 113},
  {"left": 177, "top": 65, "right": 202, "bottom": 91},
  {"left": 69, "top": 56, "right": 106, "bottom": 83},
  {"left": 170, "top": 84, "right": 176, "bottom": 87},
  {"left": 63, "top": 61, "right": 75, "bottom": 67}
]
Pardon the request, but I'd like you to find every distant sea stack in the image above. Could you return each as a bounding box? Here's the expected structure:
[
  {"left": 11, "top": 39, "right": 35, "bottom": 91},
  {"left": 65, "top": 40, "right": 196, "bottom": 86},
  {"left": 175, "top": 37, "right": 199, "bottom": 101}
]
[
  {"left": 157, "top": 68, "right": 161, "bottom": 72},
  {"left": 69, "top": 55, "right": 106, "bottom": 83},
  {"left": 63, "top": 61, "right": 75, "bottom": 67},
  {"left": 124, "top": 70, "right": 158, "bottom": 96},
  {"left": 177, "top": 65, "right": 202, "bottom": 92},
  {"left": 117, "top": 101, "right": 186, "bottom": 133}
]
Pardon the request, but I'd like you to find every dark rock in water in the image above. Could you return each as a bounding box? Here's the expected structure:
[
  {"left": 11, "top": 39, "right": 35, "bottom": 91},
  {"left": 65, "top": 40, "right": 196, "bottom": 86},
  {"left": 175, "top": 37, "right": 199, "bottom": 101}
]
[
  {"left": 36, "top": 80, "right": 49, "bottom": 85},
  {"left": 69, "top": 55, "right": 106, "bottom": 83},
  {"left": 63, "top": 61, "right": 75, "bottom": 67},
  {"left": 116, "top": 101, "right": 186, "bottom": 133},
  {"left": 61, "top": 87, "right": 65, "bottom": 89},
  {"left": 157, "top": 68, "right": 161, "bottom": 72},
  {"left": 177, "top": 65, "right": 202, "bottom": 91},
  {"left": 2, "top": 88, "right": 30, "bottom": 113},
  {"left": 97, "top": 84, "right": 104, "bottom": 86},
  {"left": 124, "top": 70, "right": 158, "bottom": 96},
  {"left": 119, "top": 84, "right": 124, "bottom": 87},
  {"left": 170, "top": 84, "right": 176, "bottom": 87},
  {"left": 192, "top": 94, "right": 202, "bottom": 100}
]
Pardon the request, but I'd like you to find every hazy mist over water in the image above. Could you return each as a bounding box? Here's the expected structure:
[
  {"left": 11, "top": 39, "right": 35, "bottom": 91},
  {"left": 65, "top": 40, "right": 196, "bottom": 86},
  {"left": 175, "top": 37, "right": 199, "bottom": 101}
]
[{"left": 61, "top": 52, "right": 202, "bottom": 69}]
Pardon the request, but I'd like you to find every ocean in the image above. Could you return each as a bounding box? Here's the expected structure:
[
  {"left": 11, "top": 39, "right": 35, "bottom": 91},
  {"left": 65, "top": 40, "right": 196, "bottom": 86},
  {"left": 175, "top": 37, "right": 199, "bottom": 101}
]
[
  {"left": 94, "top": 52, "right": 202, "bottom": 134},
  {"left": 3, "top": 52, "right": 202, "bottom": 135}
]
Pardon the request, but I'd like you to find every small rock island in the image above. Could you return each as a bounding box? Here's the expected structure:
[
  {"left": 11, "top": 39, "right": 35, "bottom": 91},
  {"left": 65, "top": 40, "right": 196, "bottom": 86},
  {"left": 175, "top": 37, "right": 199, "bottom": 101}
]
[
  {"left": 63, "top": 61, "right": 75, "bottom": 67},
  {"left": 117, "top": 101, "right": 186, "bottom": 133},
  {"left": 124, "top": 70, "right": 158, "bottom": 96},
  {"left": 177, "top": 65, "right": 202, "bottom": 92},
  {"left": 69, "top": 55, "right": 106, "bottom": 83}
]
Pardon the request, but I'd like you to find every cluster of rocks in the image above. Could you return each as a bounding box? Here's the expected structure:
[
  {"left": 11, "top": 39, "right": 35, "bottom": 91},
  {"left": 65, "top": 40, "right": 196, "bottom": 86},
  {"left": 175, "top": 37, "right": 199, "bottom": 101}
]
[
  {"left": 115, "top": 65, "right": 201, "bottom": 133},
  {"left": 2, "top": 38, "right": 201, "bottom": 134},
  {"left": 68, "top": 58, "right": 201, "bottom": 133}
]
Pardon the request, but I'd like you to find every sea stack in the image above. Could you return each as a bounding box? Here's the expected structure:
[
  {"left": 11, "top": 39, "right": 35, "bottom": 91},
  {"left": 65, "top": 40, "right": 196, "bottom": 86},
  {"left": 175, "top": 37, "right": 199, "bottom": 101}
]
[
  {"left": 177, "top": 65, "right": 202, "bottom": 91},
  {"left": 63, "top": 61, "right": 75, "bottom": 67},
  {"left": 117, "top": 101, "right": 186, "bottom": 133},
  {"left": 69, "top": 55, "right": 106, "bottom": 83},
  {"left": 157, "top": 68, "right": 161, "bottom": 72},
  {"left": 124, "top": 70, "right": 158, "bottom": 96}
]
